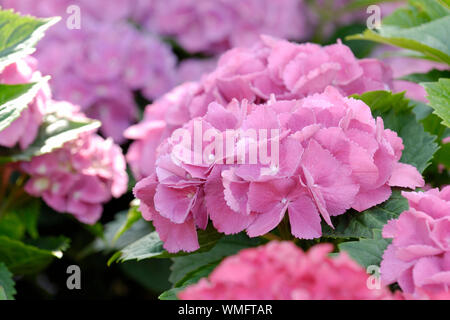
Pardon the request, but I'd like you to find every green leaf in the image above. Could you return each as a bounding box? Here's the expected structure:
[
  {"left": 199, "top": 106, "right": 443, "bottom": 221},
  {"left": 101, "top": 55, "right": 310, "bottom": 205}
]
[
  {"left": 90, "top": 210, "right": 152, "bottom": 254},
  {"left": 435, "top": 141, "right": 450, "bottom": 168},
  {"left": 352, "top": 90, "right": 439, "bottom": 173},
  {"left": 0, "top": 263, "right": 16, "bottom": 300},
  {"left": 399, "top": 69, "right": 450, "bottom": 83},
  {"left": 112, "top": 201, "right": 142, "bottom": 243},
  {"left": 339, "top": 237, "right": 392, "bottom": 268},
  {"left": 322, "top": 189, "right": 408, "bottom": 239},
  {"left": 120, "top": 259, "right": 172, "bottom": 293},
  {"left": 159, "top": 263, "right": 218, "bottom": 301},
  {"left": 0, "top": 111, "right": 101, "bottom": 163},
  {"left": 0, "top": 213, "right": 25, "bottom": 239},
  {"left": 109, "top": 224, "right": 224, "bottom": 264},
  {"left": 0, "top": 10, "right": 59, "bottom": 68},
  {"left": 422, "top": 79, "right": 450, "bottom": 127},
  {"left": 11, "top": 198, "right": 40, "bottom": 239},
  {"left": 0, "top": 235, "right": 68, "bottom": 274},
  {"left": 0, "top": 81, "right": 44, "bottom": 132},
  {"left": 169, "top": 233, "right": 265, "bottom": 285},
  {"left": 347, "top": 0, "right": 450, "bottom": 64}
]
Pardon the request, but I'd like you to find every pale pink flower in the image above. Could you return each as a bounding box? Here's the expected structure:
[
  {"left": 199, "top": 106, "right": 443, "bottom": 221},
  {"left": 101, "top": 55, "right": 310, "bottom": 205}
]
[
  {"left": 179, "top": 242, "right": 396, "bottom": 300},
  {"left": 22, "top": 129, "right": 128, "bottom": 224},
  {"left": 381, "top": 186, "right": 450, "bottom": 296}
]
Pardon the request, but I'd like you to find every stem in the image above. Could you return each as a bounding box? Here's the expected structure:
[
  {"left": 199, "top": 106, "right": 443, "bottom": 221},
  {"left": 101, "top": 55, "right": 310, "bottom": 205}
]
[
  {"left": 277, "top": 215, "right": 293, "bottom": 241},
  {"left": 262, "top": 233, "right": 282, "bottom": 242}
]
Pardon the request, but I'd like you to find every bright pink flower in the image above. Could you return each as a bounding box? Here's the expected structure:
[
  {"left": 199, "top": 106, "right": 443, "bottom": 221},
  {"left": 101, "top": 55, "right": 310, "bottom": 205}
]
[
  {"left": 127, "top": 36, "right": 396, "bottom": 180},
  {"left": 179, "top": 242, "right": 396, "bottom": 300},
  {"left": 0, "top": 57, "right": 51, "bottom": 149},
  {"left": 381, "top": 186, "right": 450, "bottom": 296},
  {"left": 134, "top": 88, "right": 423, "bottom": 253},
  {"left": 22, "top": 129, "right": 128, "bottom": 224}
]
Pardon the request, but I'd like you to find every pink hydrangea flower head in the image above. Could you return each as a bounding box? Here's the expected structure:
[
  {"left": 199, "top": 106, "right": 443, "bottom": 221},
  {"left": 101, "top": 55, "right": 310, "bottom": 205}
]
[
  {"left": 134, "top": 87, "right": 423, "bottom": 253},
  {"left": 381, "top": 186, "right": 450, "bottom": 296},
  {"left": 22, "top": 128, "right": 128, "bottom": 224},
  {"left": 127, "top": 36, "right": 396, "bottom": 180},
  {"left": 0, "top": 57, "right": 51, "bottom": 149},
  {"left": 179, "top": 242, "right": 396, "bottom": 300}
]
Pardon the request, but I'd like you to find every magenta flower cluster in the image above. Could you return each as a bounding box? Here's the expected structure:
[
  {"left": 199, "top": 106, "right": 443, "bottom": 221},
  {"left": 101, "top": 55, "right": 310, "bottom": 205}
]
[
  {"left": 179, "top": 242, "right": 397, "bottom": 300},
  {"left": 381, "top": 187, "right": 450, "bottom": 296}
]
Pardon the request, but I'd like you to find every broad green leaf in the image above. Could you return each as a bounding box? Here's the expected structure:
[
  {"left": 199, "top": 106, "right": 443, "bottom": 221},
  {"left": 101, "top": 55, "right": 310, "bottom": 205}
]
[
  {"left": 159, "top": 263, "right": 218, "bottom": 301},
  {"left": 0, "top": 10, "right": 59, "bottom": 68},
  {"left": 435, "top": 141, "right": 450, "bottom": 168},
  {"left": 422, "top": 79, "right": 450, "bottom": 127},
  {"left": 120, "top": 259, "right": 172, "bottom": 293},
  {"left": 322, "top": 189, "right": 408, "bottom": 239},
  {"left": 169, "top": 233, "right": 265, "bottom": 285},
  {"left": 0, "top": 263, "right": 16, "bottom": 300},
  {"left": 0, "top": 112, "right": 101, "bottom": 163},
  {"left": 0, "top": 213, "right": 25, "bottom": 239},
  {"left": 0, "top": 81, "right": 43, "bottom": 132},
  {"left": 109, "top": 225, "right": 223, "bottom": 264},
  {"left": 25, "top": 236, "right": 70, "bottom": 253},
  {"left": 112, "top": 201, "right": 142, "bottom": 243},
  {"left": 90, "top": 210, "right": 152, "bottom": 254},
  {"left": 400, "top": 69, "right": 450, "bottom": 83},
  {"left": 11, "top": 198, "right": 40, "bottom": 239},
  {"left": 347, "top": 0, "right": 450, "bottom": 64},
  {"left": 0, "top": 235, "right": 68, "bottom": 274},
  {"left": 352, "top": 90, "right": 439, "bottom": 172},
  {"left": 339, "top": 237, "right": 392, "bottom": 268}
]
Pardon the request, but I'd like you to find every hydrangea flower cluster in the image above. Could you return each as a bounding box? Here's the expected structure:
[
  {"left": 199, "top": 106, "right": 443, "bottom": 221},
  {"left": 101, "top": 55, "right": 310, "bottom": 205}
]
[
  {"left": 134, "top": 86, "right": 424, "bottom": 253},
  {"left": 126, "top": 36, "right": 395, "bottom": 180},
  {"left": 0, "top": 57, "right": 51, "bottom": 149},
  {"left": 179, "top": 242, "right": 397, "bottom": 300},
  {"left": 1, "top": 0, "right": 177, "bottom": 143},
  {"left": 137, "top": 0, "right": 310, "bottom": 53},
  {"left": 21, "top": 124, "right": 128, "bottom": 224},
  {"left": 381, "top": 187, "right": 450, "bottom": 296}
]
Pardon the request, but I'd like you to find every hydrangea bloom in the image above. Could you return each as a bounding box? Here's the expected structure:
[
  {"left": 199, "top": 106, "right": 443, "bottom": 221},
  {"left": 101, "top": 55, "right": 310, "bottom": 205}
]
[
  {"left": 179, "top": 242, "right": 396, "bottom": 300},
  {"left": 134, "top": 86, "right": 424, "bottom": 253},
  {"left": 21, "top": 117, "right": 128, "bottom": 224},
  {"left": 1, "top": 0, "right": 177, "bottom": 143},
  {"left": 381, "top": 187, "right": 450, "bottom": 296},
  {"left": 126, "top": 36, "right": 395, "bottom": 179},
  {"left": 139, "top": 0, "right": 310, "bottom": 53},
  {"left": 0, "top": 57, "right": 51, "bottom": 149}
]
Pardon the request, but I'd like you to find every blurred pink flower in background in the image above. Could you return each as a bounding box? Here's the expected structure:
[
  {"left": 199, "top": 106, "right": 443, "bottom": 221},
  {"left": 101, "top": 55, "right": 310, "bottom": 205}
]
[
  {"left": 381, "top": 186, "right": 450, "bottom": 296},
  {"left": 1, "top": 0, "right": 177, "bottom": 143},
  {"left": 22, "top": 125, "right": 128, "bottom": 224},
  {"left": 179, "top": 242, "right": 397, "bottom": 300},
  {"left": 138, "top": 0, "right": 310, "bottom": 53},
  {"left": 0, "top": 57, "right": 51, "bottom": 149}
]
